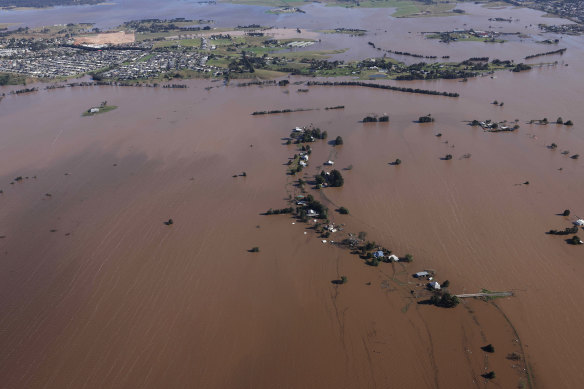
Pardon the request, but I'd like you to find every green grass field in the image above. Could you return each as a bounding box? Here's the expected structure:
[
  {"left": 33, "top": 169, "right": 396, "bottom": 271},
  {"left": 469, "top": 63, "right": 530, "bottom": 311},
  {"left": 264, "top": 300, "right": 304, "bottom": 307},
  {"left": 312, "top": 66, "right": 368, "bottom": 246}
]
[
  {"left": 220, "top": 0, "right": 458, "bottom": 17},
  {"left": 274, "top": 49, "right": 348, "bottom": 59}
]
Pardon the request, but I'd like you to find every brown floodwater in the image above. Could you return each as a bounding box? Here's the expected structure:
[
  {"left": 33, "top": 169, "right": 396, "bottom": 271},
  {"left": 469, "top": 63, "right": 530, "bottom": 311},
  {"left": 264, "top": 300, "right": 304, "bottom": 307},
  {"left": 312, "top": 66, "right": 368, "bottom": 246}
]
[{"left": 1, "top": 3, "right": 584, "bottom": 389}]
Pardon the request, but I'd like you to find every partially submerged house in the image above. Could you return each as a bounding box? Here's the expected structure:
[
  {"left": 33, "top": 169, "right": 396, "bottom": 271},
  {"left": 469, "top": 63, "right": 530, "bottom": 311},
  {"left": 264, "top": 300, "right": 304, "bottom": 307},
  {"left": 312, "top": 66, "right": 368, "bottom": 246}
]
[
  {"left": 373, "top": 250, "right": 384, "bottom": 259},
  {"left": 428, "top": 281, "right": 441, "bottom": 290},
  {"left": 414, "top": 271, "right": 430, "bottom": 278},
  {"left": 325, "top": 224, "right": 338, "bottom": 233},
  {"left": 307, "top": 209, "right": 318, "bottom": 217},
  {"left": 388, "top": 254, "right": 399, "bottom": 262},
  {"left": 574, "top": 219, "right": 584, "bottom": 227}
]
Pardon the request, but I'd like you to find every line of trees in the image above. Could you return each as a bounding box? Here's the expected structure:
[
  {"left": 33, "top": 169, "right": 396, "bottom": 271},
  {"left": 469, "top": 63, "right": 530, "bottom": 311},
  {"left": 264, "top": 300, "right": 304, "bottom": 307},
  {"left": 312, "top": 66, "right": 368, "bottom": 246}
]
[
  {"left": 9, "top": 87, "right": 37, "bottom": 95},
  {"left": 525, "top": 48, "right": 566, "bottom": 60},
  {"left": 252, "top": 108, "right": 315, "bottom": 115},
  {"left": 265, "top": 207, "right": 294, "bottom": 215},
  {"left": 237, "top": 80, "right": 277, "bottom": 87},
  {"left": 547, "top": 226, "right": 579, "bottom": 235},
  {"left": 384, "top": 48, "right": 439, "bottom": 59},
  {"left": 305, "top": 81, "right": 459, "bottom": 98}
]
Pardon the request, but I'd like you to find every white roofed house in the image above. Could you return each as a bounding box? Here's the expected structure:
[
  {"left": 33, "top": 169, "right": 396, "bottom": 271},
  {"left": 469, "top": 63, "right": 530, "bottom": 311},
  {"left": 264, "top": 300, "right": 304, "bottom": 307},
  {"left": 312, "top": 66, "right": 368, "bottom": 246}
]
[
  {"left": 428, "top": 281, "right": 441, "bottom": 290},
  {"left": 388, "top": 254, "right": 399, "bottom": 262},
  {"left": 574, "top": 219, "right": 584, "bottom": 227},
  {"left": 307, "top": 209, "right": 318, "bottom": 217}
]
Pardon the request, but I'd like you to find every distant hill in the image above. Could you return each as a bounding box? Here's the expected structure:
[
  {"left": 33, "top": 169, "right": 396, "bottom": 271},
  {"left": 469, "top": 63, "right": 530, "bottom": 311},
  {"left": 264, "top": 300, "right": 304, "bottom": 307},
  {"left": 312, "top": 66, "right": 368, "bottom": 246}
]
[{"left": 0, "top": 0, "right": 102, "bottom": 8}]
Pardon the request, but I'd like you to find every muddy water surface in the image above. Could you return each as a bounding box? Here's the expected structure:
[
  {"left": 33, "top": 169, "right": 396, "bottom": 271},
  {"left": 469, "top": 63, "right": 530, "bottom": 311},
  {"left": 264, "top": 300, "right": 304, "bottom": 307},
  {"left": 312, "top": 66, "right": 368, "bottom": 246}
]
[{"left": 1, "top": 3, "right": 584, "bottom": 389}]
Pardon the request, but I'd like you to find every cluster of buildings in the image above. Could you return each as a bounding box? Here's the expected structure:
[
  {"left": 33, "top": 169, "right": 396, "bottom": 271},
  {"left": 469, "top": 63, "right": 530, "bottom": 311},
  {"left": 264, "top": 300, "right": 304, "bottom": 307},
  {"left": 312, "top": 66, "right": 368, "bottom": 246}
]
[
  {"left": 100, "top": 51, "right": 211, "bottom": 80},
  {"left": 477, "top": 120, "right": 517, "bottom": 132},
  {"left": 0, "top": 47, "right": 143, "bottom": 78},
  {"left": 287, "top": 41, "right": 314, "bottom": 48},
  {"left": 512, "top": 0, "right": 584, "bottom": 24},
  {"left": 413, "top": 270, "right": 442, "bottom": 291},
  {"left": 538, "top": 23, "right": 584, "bottom": 35},
  {"left": 0, "top": 32, "right": 219, "bottom": 80},
  {"left": 443, "top": 29, "right": 501, "bottom": 41},
  {"left": 0, "top": 48, "right": 28, "bottom": 57}
]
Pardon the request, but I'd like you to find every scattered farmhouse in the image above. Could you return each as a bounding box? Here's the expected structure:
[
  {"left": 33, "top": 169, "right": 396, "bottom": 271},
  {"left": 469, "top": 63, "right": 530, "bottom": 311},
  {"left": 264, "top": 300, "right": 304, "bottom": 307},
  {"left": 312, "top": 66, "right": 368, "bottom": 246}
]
[
  {"left": 373, "top": 250, "right": 384, "bottom": 259},
  {"left": 388, "top": 254, "right": 399, "bottom": 262},
  {"left": 428, "top": 281, "right": 441, "bottom": 290}
]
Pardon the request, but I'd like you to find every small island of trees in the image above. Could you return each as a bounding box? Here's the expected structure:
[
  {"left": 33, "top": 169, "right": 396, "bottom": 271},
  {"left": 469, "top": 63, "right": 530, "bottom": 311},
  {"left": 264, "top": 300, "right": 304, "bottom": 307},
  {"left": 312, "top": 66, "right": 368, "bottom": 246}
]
[
  {"left": 429, "top": 291, "right": 460, "bottom": 308},
  {"left": 362, "top": 114, "right": 389, "bottom": 123},
  {"left": 82, "top": 101, "right": 117, "bottom": 116},
  {"left": 418, "top": 114, "right": 435, "bottom": 123},
  {"left": 298, "top": 195, "right": 329, "bottom": 221},
  {"left": 315, "top": 169, "right": 344, "bottom": 188},
  {"left": 289, "top": 127, "right": 328, "bottom": 143},
  {"left": 512, "top": 63, "right": 532, "bottom": 72}
]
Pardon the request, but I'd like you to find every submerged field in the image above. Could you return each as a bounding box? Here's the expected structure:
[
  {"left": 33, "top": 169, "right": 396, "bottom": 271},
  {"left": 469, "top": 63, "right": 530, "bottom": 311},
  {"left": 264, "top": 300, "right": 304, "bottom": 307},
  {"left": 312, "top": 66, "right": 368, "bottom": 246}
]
[{"left": 1, "top": 64, "right": 583, "bottom": 387}]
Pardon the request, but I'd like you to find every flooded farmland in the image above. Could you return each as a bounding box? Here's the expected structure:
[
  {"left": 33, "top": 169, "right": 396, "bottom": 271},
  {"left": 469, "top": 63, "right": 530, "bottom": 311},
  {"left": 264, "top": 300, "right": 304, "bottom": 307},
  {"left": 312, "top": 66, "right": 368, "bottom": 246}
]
[{"left": 1, "top": 2, "right": 584, "bottom": 388}]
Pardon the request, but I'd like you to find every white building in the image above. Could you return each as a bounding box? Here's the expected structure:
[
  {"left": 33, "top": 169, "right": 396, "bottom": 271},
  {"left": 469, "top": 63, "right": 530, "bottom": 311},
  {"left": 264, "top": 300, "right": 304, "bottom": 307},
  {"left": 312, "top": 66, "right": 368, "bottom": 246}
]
[{"left": 429, "top": 281, "right": 441, "bottom": 290}]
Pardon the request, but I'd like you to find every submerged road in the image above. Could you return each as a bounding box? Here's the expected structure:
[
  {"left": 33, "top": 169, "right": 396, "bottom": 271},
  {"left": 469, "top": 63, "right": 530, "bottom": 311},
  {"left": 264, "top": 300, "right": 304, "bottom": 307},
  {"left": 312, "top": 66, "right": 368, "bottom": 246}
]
[{"left": 455, "top": 292, "right": 513, "bottom": 298}]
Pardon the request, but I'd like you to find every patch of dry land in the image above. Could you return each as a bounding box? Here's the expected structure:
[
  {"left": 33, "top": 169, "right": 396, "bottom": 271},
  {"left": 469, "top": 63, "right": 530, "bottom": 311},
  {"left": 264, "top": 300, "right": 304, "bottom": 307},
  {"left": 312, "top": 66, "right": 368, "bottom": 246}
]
[{"left": 74, "top": 31, "right": 135, "bottom": 45}]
